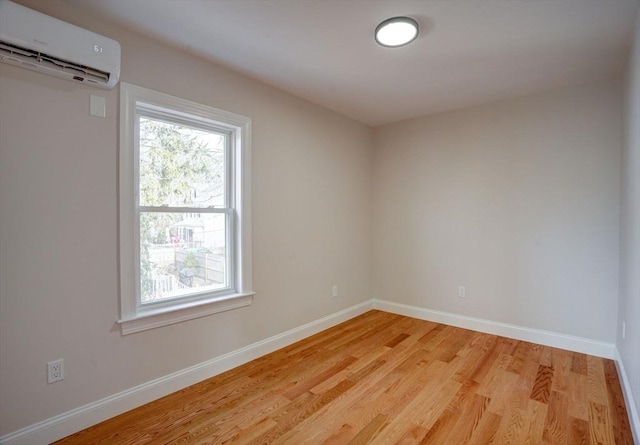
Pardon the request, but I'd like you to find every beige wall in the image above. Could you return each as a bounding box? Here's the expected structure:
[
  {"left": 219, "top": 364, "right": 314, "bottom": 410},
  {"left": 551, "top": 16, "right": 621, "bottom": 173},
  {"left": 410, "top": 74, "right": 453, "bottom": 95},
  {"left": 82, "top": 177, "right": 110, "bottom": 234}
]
[
  {"left": 0, "top": 1, "right": 372, "bottom": 435},
  {"left": 372, "top": 80, "right": 622, "bottom": 341},
  {"left": 619, "top": 9, "right": 640, "bottom": 425}
]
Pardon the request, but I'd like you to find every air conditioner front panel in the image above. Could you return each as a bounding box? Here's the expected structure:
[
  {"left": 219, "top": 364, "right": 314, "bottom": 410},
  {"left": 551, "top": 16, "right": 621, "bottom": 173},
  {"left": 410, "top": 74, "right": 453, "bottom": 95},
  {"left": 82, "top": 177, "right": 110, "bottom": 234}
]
[{"left": 0, "top": 0, "right": 121, "bottom": 89}]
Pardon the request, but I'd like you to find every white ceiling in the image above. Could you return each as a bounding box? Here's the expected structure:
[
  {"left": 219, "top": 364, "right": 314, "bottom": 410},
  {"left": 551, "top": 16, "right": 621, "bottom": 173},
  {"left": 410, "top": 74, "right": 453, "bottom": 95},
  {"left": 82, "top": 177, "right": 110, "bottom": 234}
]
[{"left": 68, "top": 0, "right": 639, "bottom": 126}]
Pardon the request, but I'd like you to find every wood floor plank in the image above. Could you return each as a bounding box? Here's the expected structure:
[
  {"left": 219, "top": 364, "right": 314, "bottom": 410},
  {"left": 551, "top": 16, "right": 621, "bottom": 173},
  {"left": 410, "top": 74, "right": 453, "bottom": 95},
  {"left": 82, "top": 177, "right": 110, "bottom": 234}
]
[
  {"left": 54, "top": 310, "right": 634, "bottom": 445},
  {"left": 468, "top": 411, "right": 503, "bottom": 445},
  {"left": 506, "top": 340, "right": 528, "bottom": 374},
  {"left": 587, "top": 355, "right": 609, "bottom": 405},
  {"left": 442, "top": 393, "right": 491, "bottom": 443},
  {"left": 521, "top": 400, "right": 549, "bottom": 445},
  {"left": 572, "top": 352, "right": 589, "bottom": 376},
  {"left": 603, "top": 358, "right": 634, "bottom": 445},
  {"left": 552, "top": 347, "right": 574, "bottom": 394},
  {"left": 446, "top": 378, "right": 480, "bottom": 414},
  {"left": 487, "top": 370, "right": 521, "bottom": 415},
  {"left": 530, "top": 364, "right": 555, "bottom": 404},
  {"left": 567, "top": 416, "right": 589, "bottom": 445},
  {"left": 476, "top": 351, "right": 513, "bottom": 397},
  {"left": 539, "top": 345, "right": 555, "bottom": 367},
  {"left": 493, "top": 407, "right": 527, "bottom": 445},
  {"left": 346, "top": 413, "right": 390, "bottom": 445},
  {"left": 568, "top": 372, "right": 590, "bottom": 421},
  {"left": 321, "top": 423, "right": 354, "bottom": 444},
  {"left": 420, "top": 408, "right": 460, "bottom": 444},
  {"left": 224, "top": 417, "right": 277, "bottom": 444},
  {"left": 282, "top": 355, "right": 357, "bottom": 400},
  {"left": 589, "top": 400, "right": 616, "bottom": 444},
  {"left": 464, "top": 335, "right": 504, "bottom": 383},
  {"left": 542, "top": 390, "right": 569, "bottom": 444},
  {"left": 510, "top": 355, "right": 540, "bottom": 410}
]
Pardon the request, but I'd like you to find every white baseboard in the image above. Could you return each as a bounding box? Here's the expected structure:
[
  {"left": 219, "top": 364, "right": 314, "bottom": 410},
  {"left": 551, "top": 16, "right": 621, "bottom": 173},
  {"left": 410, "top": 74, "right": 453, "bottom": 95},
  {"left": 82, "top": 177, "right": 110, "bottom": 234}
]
[
  {"left": 0, "top": 301, "right": 373, "bottom": 445},
  {"left": 614, "top": 348, "right": 640, "bottom": 444},
  {"left": 372, "top": 299, "right": 616, "bottom": 359}
]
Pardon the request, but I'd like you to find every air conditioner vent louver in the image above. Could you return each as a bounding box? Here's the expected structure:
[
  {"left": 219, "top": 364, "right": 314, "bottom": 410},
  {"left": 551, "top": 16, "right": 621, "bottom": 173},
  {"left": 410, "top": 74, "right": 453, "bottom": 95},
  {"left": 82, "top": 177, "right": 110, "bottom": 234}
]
[{"left": 0, "top": 40, "right": 110, "bottom": 84}]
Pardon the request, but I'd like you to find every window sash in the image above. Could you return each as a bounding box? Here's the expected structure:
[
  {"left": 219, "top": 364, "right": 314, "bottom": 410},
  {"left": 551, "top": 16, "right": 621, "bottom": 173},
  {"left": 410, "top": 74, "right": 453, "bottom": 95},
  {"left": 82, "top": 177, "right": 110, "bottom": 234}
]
[
  {"left": 133, "top": 109, "right": 235, "bottom": 307},
  {"left": 136, "top": 105, "right": 234, "bottom": 140},
  {"left": 135, "top": 110, "right": 232, "bottom": 210},
  {"left": 135, "top": 209, "right": 235, "bottom": 311}
]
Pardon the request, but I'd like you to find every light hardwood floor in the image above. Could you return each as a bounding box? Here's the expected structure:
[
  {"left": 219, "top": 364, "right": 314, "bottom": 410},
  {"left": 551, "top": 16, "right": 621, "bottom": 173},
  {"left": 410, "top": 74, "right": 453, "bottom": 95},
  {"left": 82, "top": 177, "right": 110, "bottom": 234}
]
[{"left": 55, "top": 310, "right": 633, "bottom": 444}]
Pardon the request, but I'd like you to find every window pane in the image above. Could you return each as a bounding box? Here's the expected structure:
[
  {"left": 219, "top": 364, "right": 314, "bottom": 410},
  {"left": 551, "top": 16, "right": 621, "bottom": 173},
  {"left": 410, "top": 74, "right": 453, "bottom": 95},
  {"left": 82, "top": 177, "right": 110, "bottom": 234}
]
[
  {"left": 139, "top": 117, "right": 226, "bottom": 208},
  {"left": 140, "top": 212, "right": 228, "bottom": 304}
]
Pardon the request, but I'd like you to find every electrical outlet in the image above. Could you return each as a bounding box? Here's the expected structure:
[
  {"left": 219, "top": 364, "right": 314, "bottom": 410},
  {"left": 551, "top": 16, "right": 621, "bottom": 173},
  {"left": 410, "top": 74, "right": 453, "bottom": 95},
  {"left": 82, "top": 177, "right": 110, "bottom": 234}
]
[
  {"left": 458, "top": 286, "right": 466, "bottom": 298},
  {"left": 332, "top": 285, "right": 338, "bottom": 298},
  {"left": 47, "top": 359, "right": 64, "bottom": 384}
]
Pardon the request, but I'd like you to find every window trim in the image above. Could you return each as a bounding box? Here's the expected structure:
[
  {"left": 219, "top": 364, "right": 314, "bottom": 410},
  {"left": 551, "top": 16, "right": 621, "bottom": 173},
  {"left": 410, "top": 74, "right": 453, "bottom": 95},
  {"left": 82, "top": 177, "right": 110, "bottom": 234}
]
[{"left": 118, "top": 82, "right": 253, "bottom": 335}]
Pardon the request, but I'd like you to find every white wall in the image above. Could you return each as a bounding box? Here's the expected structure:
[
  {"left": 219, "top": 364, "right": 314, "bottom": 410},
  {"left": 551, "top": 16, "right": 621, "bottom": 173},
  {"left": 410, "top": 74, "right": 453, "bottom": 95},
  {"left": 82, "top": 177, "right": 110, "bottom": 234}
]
[
  {"left": 619, "top": 9, "right": 640, "bottom": 428},
  {"left": 0, "top": 0, "right": 372, "bottom": 435},
  {"left": 372, "top": 80, "right": 622, "bottom": 342}
]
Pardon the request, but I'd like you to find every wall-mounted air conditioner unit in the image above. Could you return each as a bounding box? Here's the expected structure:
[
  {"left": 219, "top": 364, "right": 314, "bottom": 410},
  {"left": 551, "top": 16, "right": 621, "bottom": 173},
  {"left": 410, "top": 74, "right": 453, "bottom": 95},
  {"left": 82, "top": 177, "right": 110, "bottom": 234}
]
[{"left": 0, "top": 0, "right": 121, "bottom": 89}]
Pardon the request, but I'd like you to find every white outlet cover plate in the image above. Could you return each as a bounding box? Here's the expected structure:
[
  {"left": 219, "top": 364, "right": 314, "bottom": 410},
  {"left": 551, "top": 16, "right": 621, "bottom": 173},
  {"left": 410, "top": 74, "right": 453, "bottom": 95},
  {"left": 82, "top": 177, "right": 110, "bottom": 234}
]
[{"left": 47, "top": 359, "right": 64, "bottom": 383}]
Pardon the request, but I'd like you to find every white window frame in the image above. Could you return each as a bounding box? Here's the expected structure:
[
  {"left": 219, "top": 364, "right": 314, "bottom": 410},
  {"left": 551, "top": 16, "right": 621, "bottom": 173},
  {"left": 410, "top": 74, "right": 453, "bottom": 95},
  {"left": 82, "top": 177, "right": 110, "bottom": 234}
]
[{"left": 118, "top": 82, "right": 253, "bottom": 335}]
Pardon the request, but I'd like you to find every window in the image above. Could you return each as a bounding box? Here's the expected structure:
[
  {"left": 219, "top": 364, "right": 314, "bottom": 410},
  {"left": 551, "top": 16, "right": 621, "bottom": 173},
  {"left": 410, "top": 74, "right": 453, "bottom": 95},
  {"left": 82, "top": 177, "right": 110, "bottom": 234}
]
[{"left": 119, "top": 83, "right": 253, "bottom": 334}]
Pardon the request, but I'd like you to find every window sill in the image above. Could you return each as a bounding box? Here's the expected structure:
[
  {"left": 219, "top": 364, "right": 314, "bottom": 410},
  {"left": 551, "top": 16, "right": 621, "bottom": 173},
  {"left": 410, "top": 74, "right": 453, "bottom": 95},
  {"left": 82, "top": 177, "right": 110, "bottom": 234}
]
[{"left": 118, "top": 292, "right": 255, "bottom": 335}]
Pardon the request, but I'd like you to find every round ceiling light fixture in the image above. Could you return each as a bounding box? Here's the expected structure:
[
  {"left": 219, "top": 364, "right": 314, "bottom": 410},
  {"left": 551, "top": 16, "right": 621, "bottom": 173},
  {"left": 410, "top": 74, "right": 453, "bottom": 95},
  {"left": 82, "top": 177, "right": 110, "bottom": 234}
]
[{"left": 375, "top": 16, "right": 419, "bottom": 48}]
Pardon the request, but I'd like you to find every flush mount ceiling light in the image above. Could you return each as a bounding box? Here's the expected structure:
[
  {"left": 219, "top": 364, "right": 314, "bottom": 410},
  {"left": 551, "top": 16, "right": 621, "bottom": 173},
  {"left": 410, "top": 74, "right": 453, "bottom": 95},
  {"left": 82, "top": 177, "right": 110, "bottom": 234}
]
[{"left": 375, "top": 16, "right": 419, "bottom": 48}]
